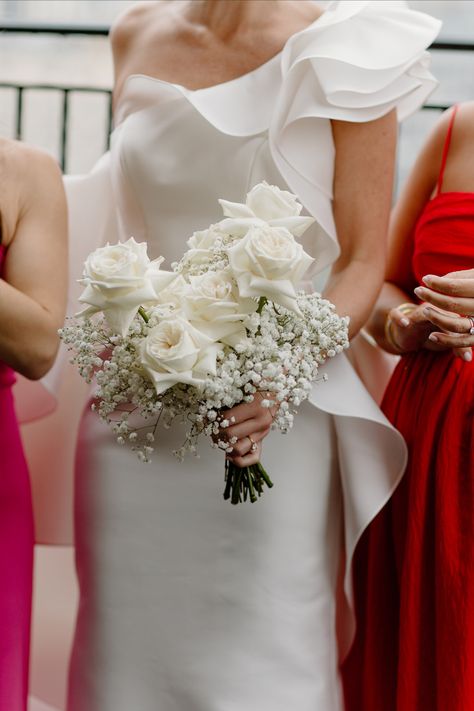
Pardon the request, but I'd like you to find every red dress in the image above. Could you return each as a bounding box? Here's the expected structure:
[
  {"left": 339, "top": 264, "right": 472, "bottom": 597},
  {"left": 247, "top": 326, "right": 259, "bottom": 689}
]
[{"left": 342, "top": 106, "right": 474, "bottom": 710}]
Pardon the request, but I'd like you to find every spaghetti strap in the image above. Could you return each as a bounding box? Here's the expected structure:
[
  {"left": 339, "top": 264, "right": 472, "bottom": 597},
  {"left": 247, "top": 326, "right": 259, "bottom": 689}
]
[{"left": 436, "top": 104, "right": 459, "bottom": 196}]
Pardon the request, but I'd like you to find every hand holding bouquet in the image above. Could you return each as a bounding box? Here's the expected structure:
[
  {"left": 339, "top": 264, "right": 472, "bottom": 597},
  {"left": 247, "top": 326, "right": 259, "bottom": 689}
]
[{"left": 60, "top": 182, "right": 349, "bottom": 504}]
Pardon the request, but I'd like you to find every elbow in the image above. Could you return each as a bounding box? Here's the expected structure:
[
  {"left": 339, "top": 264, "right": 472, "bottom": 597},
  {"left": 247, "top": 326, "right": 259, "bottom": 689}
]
[{"left": 17, "top": 337, "right": 60, "bottom": 381}]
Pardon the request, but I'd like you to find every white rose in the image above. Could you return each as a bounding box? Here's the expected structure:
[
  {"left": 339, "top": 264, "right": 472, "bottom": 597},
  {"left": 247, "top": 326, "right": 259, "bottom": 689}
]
[
  {"left": 218, "top": 181, "right": 314, "bottom": 238},
  {"left": 183, "top": 270, "right": 256, "bottom": 345},
  {"left": 140, "top": 317, "right": 222, "bottom": 394},
  {"left": 77, "top": 238, "right": 175, "bottom": 336},
  {"left": 228, "top": 224, "right": 314, "bottom": 313},
  {"left": 246, "top": 182, "right": 302, "bottom": 220},
  {"left": 153, "top": 275, "right": 188, "bottom": 317},
  {"left": 184, "top": 225, "right": 222, "bottom": 265}
]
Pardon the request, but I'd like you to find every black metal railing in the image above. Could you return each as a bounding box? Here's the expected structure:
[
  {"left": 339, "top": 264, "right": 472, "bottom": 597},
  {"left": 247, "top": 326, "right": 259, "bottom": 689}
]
[
  {"left": 0, "top": 81, "right": 113, "bottom": 171},
  {"left": 1, "top": 21, "right": 473, "bottom": 171}
]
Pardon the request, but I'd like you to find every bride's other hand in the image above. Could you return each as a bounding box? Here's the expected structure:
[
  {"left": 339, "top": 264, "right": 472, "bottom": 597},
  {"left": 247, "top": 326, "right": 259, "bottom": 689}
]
[
  {"left": 217, "top": 394, "right": 275, "bottom": 468},
  {"left": 414, "top": 270, "right": 474, "bottom": 358}
]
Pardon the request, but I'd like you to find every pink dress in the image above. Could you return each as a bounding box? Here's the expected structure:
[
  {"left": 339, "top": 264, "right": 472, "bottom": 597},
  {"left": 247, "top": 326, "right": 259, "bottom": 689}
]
[{"left": 0, "top": 244, "right": 34, "bottom": 711}]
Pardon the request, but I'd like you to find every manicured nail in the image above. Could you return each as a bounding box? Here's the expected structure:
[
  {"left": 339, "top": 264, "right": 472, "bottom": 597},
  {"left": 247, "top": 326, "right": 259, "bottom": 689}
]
[
  {"left": 422, "top": 274, "right": 436, "bottom": 285},
  {"left": 400, "top": 317, "right": 410, "bottom": 327},
  {"left": 463, "top": 352, "right": 472, "bottom": 362},
  {"left": 414, "top": 287, "right": 423, "bottom": 297},
  {"left": 428, "top": 333, "right": 439, "bottom": 342}
]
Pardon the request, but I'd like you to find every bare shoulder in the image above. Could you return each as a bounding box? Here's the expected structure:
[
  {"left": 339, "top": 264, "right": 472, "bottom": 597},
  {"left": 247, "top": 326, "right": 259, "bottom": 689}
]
[
  {"left": 0, "top": 139, "right": 61, "bottom": 182},
  {"left": 284, "top": 0, "right": 325, "bottom": 24},
  {"left": 110, "top": 0, "right": 168, "bottom": 50},
  {"left": 0, "top": 141, "right": 64, "bottom": 218},
  {"left": 407, "top": 106, "right": 458, "bottom": 184},
  {"left": 452, "top": 101, "right": 474, "bottom": 143}
]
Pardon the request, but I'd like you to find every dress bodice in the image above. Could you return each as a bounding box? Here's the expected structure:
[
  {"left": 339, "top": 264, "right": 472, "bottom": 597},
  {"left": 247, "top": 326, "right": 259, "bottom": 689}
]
[
  {"left": 413, "top": 193, "right": 474, "bottom": 284},
  {"left": 111, "top": 77, "right": 286, "bottom": 267}
]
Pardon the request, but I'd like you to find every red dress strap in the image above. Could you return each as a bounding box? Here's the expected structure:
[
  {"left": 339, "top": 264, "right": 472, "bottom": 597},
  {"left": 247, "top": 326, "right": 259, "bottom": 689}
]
[{"left": 436, "top": 104, "right": 459, "bottom": 196}]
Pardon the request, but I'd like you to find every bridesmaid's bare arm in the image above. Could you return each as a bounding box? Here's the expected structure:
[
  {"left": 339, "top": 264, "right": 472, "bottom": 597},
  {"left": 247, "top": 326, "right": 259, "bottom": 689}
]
[
  {"left": 366, "top": 107, "right": 459, "bottom": 354},
  {"left": 0, "top": 141, "right": 68, "bottom": 379}
]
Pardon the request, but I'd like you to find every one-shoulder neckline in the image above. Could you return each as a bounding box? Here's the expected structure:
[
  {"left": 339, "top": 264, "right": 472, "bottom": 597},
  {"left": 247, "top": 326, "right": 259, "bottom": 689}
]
[{"left": 119, "top": 1, "right": 335, "bottom": 100}]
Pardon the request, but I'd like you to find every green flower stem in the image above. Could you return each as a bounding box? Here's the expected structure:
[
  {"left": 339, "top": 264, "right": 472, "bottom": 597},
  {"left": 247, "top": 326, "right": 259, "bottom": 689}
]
[
  {"left": 224, "top": 460, "right": 274, "bottom": 505},
  {"left": 138, "top": 306, "right": 150, "bottom": 323}
]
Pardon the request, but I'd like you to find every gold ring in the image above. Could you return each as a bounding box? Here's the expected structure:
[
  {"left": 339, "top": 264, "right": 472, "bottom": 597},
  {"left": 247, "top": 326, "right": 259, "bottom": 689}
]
[{"left": 248, "top": 435, "right": 258, "bottom": 453}]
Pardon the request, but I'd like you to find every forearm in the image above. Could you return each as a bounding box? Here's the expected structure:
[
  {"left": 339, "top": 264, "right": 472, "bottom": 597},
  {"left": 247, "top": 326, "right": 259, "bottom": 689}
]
[
  {"left": 323, "top": 258, "right": 385, "bottom": 339},
  {"left": 0, "top": 278, "right": 61, "bottom": 379},
  {"left": 366, "top": 281, "right": 416, "bottom": 353}
]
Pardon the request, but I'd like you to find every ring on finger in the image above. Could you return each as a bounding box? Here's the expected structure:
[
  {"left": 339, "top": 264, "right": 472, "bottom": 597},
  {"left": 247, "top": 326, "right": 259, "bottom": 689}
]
[
  {"left": 468, "top": 316, "right": 474, "bottom": 335},
  {"left": 248, "top": 435, "right": 258, "bottom": 453}
]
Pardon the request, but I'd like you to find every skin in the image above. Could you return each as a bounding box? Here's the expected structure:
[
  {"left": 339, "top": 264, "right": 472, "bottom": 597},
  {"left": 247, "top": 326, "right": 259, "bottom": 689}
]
[
  {"left": 111, "top": 0, "right": 397, "bottom": 466},
  {"left": 368, "top": 101, "right": 474, "bottom": 361},
  {"left": 0, "top": 139, "right": 68, "bottom": 380}
]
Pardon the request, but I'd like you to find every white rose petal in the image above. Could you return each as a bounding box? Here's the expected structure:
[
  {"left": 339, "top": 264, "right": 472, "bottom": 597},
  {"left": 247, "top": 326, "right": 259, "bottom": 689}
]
[
  {"left": 185, "top": 225, "right": 223, "bottom": 265},
  {"left": 77, "top": 237, "right": 175, "bottom": 336},
  {"left": 140, "top": 317, "right": 222, "bottom": 394},
  {"left": 152, "top": 275, "right": 188, "bottom": 317},
  {"left": 246, "top": 182, "right": 302, "bottom": 220},
  {"left": 183, "top": 270, "right": 256, "bottom": 343},
  {"left": 228, "top": 224, "right": 314, "bottom": 313},
  {"left": 218, "top": 181, "right": 315, "bottom": 238}
]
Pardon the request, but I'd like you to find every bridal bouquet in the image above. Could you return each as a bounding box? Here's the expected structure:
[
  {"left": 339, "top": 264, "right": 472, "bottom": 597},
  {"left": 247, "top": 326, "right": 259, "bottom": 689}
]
[{"left": 60, "top": 182, "right": 349, "bottom": 504}]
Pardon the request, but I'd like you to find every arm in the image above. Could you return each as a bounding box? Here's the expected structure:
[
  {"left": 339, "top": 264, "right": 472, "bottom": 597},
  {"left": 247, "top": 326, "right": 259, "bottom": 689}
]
[
  {"left": 0, "top": 146, "right": 68, "bottom": 380},
  {"left": 366, "top": 108, "right": 456, "bottom": 354},
  {"left": 325, "top": 109, "right": 397, "bottom": 338}
]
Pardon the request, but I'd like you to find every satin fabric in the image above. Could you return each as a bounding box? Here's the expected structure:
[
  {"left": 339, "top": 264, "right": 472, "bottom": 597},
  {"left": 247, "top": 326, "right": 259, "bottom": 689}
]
[
  {"left": 63, "top": 4, "right": 439, "bottom": 709},
  {"left": 0, "top": 246, "right": 34, "bottom": 711},
  {"left": 343, "top": 114, "right": 474, "bottom": 709}
]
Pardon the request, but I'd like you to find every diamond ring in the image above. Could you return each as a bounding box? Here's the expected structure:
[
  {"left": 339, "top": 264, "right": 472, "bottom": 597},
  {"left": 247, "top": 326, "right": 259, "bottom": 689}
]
[
  {"left": 468, "top": 316, "right": 474, "bottom": 335},
  {"left": 248, "top": 435, "right": 258, "bottom": 453}
]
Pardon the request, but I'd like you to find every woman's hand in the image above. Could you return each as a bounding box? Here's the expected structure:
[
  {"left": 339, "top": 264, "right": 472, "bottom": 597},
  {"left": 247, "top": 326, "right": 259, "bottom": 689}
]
[
  {"left": 414, "top": 270, "right": 474, "bottom": 359},
  {"left": 386, "top": 303, "right": 441, "bottom": 353},
  {"left": 215, "top": 393, "right": 275, "bottom": 468}
]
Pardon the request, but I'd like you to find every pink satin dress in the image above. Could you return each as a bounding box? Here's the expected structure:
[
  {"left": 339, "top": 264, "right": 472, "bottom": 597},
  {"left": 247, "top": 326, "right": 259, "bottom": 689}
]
[{"left": 0, "top": 244, "right": 34, "bottom": 711}]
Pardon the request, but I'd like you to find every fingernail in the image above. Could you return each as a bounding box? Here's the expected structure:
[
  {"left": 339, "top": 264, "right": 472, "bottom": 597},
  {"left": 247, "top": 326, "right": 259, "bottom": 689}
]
[
  {"left": 422, "top": 274, "right": 435, "bottom": 285},
  {"left": 414, "top": 287, "right": 423, "bottom": 297},
  {"left": 400, "top": 317, "right": 410, "bottom": 327},
  {"left": 428, "top": 333, "right": 439, "bottom": 342},
  {"left": 464, "top": 352, "right": 472, "bottom": 362}
]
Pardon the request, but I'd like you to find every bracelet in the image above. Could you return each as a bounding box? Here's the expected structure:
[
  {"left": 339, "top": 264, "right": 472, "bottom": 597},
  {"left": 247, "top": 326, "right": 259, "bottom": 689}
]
[
  {"left": 384, "top": 314, "right": 404, "bottom": 353},
  {"left": 396, "top": 302, "right": 418, "bottom": 317},
  {"left": 383, "top": 302, "right": 417, "bottom": 354}
]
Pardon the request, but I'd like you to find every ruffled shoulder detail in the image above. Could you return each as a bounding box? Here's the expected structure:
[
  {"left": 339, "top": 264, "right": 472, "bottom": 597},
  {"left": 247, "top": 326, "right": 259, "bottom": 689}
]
[{"left": 269, "top": 0, "right": 441, "bottom": 271}]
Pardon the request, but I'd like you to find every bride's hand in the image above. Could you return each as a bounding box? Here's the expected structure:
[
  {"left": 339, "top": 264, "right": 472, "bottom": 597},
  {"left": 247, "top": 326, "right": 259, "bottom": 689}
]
[
  {"left": 217, "top": 393, "right": 275, "bottom": 468},
  {"left": 414, "top": 270, "right": 474, "bottom": 360}
]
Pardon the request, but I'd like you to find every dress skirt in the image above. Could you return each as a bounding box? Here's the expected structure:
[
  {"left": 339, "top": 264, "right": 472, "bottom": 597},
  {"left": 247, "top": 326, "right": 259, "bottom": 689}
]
[
  {"left": 343, "top": 350, "right": 474, "bottom": 710},
  {"left": 69, "top": 401, "right": 344, "bottom": 711}
]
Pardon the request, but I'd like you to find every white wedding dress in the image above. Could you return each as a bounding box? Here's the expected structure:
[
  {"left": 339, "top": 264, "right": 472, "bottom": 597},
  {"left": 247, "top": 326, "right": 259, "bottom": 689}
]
[{"left": 61, "top": 2, "right": 440, "bottom": 709}]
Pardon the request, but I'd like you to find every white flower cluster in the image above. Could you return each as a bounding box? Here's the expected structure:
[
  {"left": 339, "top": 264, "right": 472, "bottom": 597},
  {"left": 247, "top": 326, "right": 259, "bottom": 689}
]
[{"left": 60, "top": 182, "right": 350, "bottom": 466}]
